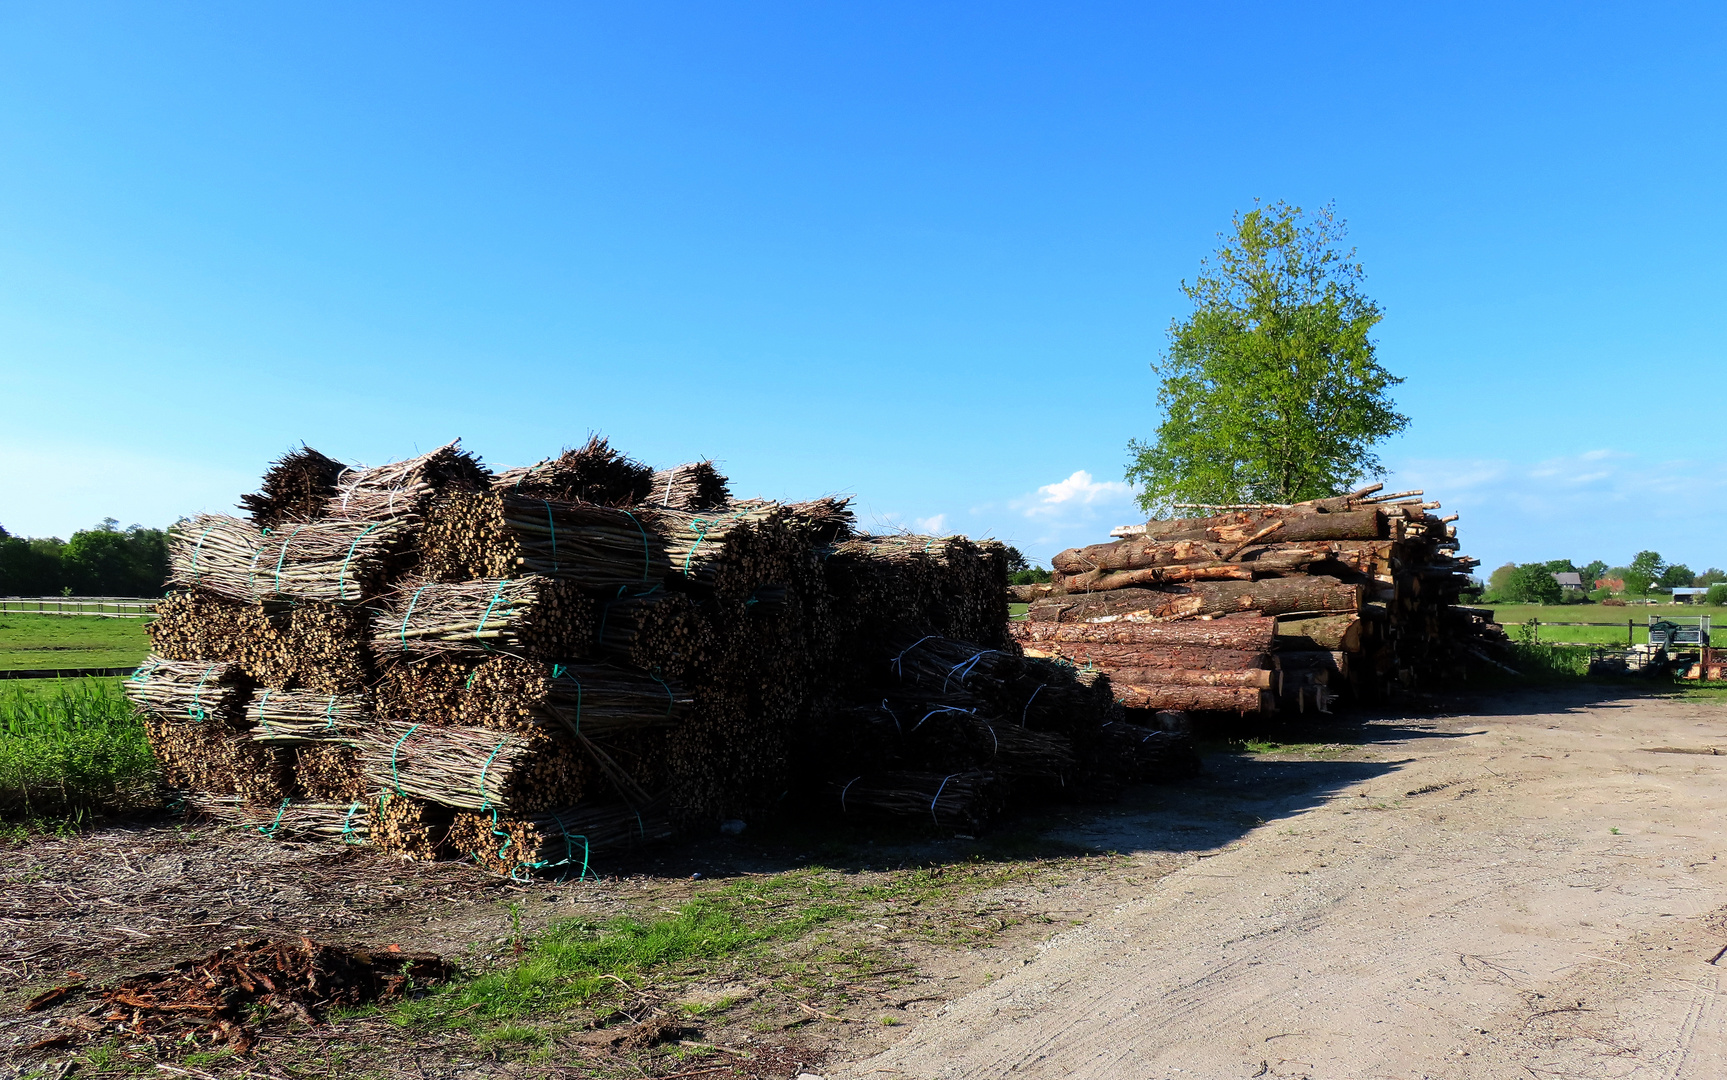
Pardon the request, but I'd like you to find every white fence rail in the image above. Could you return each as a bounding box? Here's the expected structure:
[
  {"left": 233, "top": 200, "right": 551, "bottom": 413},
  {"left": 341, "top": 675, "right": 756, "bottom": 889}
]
[{"left": 0, "top": 596, "right": 160, "bottom": 618}]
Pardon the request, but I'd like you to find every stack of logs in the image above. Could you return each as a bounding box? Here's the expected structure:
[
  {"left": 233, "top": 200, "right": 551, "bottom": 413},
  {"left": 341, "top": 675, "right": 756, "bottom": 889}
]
[
  {"left": 1012, "top": 484, "right": 1507, "bottom": 715},
  {"left": 130, "top": 438, "right": 1198, "bottom": 877}
]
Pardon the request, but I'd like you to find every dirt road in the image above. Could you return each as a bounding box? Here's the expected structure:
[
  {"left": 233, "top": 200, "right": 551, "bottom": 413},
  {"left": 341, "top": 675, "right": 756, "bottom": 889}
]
[{"left": 843, "top": 688, "right": 1727, "bottom": 1080}]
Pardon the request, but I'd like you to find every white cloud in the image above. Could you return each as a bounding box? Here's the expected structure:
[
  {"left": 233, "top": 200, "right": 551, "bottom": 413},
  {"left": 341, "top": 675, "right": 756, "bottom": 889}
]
[
  {"left": 1017, "top": 470, "right": 1135, "bottom": 518},
  {"left": 914, "top": 513, "right": 947, "bottom": 534},
  {"left": 1383, "top": 450, "right": 1727, "bottom": 575}
]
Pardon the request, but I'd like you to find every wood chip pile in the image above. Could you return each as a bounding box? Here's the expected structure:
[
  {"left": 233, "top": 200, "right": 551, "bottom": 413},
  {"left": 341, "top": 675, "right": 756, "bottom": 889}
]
[
  {"left": 133, "top": 438, "right": 1193, "bottom": 876},
  {"left": 1013, "top": 484, "right": 1507, "bottom": 714}
]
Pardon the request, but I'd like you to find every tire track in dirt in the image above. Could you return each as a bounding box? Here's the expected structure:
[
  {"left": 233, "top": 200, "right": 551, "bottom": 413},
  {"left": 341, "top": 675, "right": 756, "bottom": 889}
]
[{"left": 843, "top": 692, "right": 1727, "bottom": 1079}]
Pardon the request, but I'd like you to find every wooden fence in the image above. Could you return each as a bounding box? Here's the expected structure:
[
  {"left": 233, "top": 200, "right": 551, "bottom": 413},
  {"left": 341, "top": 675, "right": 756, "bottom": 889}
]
[{"left": 0, "top": 596, "right": 160, "bottom": 618}]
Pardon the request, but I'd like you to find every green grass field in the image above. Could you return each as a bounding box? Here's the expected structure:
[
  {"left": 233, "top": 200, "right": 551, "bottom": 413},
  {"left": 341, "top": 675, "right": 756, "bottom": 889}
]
[
  {"left": 1477, "top": 603, "right": 1725, "bottom": 645},
  {"left": 0, "top": 613, "right": 152, "bottom": 670},
  {"left": 0, "top": 677, "right": 157, "bottom": 826}
]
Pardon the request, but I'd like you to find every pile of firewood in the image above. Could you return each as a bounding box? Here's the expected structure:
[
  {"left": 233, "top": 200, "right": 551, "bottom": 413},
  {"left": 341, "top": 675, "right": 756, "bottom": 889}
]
[
  {"left": 130, "top": 438, "right": 1198, "bottom": 876},
  {"left": 1013, "top": 484, "right": 1506, "bottom": 715}
]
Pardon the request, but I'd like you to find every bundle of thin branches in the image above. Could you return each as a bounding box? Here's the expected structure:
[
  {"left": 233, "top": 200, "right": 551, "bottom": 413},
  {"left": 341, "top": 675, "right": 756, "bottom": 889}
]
[
  {"left": 247, "top": 688, "right": 371, "bottom": 743},
  {"left": 654, "top": 502, "right": 795, "bottom": 598},
  {"left": 168, "top": 513, "right": 401, "bottom": 604},
  {"left": 419, "top": 492, "right": 670, "bottom": 588},
  {"left": 593, "top": 590, "right": 706, "bottom": 678},
  {"left": 145, "top": 719, "right": 294, "bottom": 802},
  {"left": 493, "top": 435, "right": 655, "bottom": 508},
  {"left": 450, "top": 800, "right": 674, "bottom": 877},
  {"left": 368, "top": 793, "right": 455, "bottom": 861},
  {"left": 147, "top": 591, "right": 295, "bottom": 687},
  {"left": 239, "top": 446, "right": 347, "bottom": 527},
  {"left": 1003, "top": 657, "right": 1116, "bottom": 738},
  {"left": 295, "top": 743, "right": 368, "bottom": 800},
  {"left": 327, "top": 439, "right": 491, "bottom": 524},
  {"left": 785, "top": 495, "right": 856, "bottom": 544},
  {"left": 284, "top": 601, "right": 374, "bottom": 692},
  {"left": 370, "top": 577, "right": 593, "bottom": 662},
  {"left": 357, "top": 721, "right": 589, "bottom": 812},
  {"left": 811, "top": 700, "right": 906, "bottom": 773},
  {"left": 1096, "top": 722, "right": 1203, "bottom": 782},
  {"left": 125, "top": 656, "right": 253, "bottom": 727},
  {"left": 185, "top": 793, "right": 373, "bottom": 845},
  {"left": 826, "top": 770, "right": 999, "bottom": 831},
  {"left": 459, "top": 656, "right": 692, "bottom": 736},
  {"left": 644, "top": 461, "right": 730, "bottom": 511},
  {"left": 881, "top": 697, "right": 1076, "bottom": 782},
  {"left": 373, "top": 655, "right": 481, "bottom": 726},
  {"left": 887, "top": 634, "right": 1023, "bottom": 696}
]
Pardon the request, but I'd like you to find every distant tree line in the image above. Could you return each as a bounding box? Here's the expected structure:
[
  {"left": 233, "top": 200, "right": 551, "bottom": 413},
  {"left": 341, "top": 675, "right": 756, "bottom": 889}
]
[
  {"left": 1003, "top": 546, "right": 1052, "bottom": 586},
  {"left": 1474, "top": 552, "right": 1726, "bottom": 606},
  {"left": 0, "top": 519, "right": 171, "bottom": 597}
]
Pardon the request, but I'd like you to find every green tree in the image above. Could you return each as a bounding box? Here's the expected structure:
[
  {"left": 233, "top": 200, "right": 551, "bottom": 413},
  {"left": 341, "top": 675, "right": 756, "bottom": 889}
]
[
  {"left": 1696, "top": 568, "right": 1726, "bottom": 588},
  {"left": 1504, "top": 564, "right": 1563, "bottom": 604},
  {"left": 1626, "top": 551, "right": 1664, "bottom": 599},
  {"left": 1485, "top": 562, "right": 1517, "bottom": 600},
  {"left": 61, "top": 519, "right": 170, "bottom": 596},
  {"left": 0, "top": 529, "right": 67, "bottom": 595},
  {"left": 1580, "top": 559, "right": 1608, "bottom": 586},
  {"left": 1126, "top": 201, "right": 1408, "bottom": 513},
  {"left": 1658, "top": 563, "right": 1694, "bottom": 590}
]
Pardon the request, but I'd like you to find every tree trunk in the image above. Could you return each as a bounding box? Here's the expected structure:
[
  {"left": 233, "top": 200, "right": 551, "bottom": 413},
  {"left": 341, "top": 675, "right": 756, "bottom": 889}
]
[
  {"left": 1130, "top": 508, "right": 1384, "bottom": 545},
  {"left": 1054, "top": 563, "right": 1253, "bottom": 592},
  {"left": 1053, "top": 538, "right": 1392, "bottom": 576},
  {"left": 1016, "top": 641, "right": 1268, "bottom": 670},
  {"left": 1013, "top": 615, "right": 1276, "bottom": 651},
  {"left": 1105, "top": 668, "right": 1273, "bottom": 688},
  {"left": 1113, "top": 685, "right": 1271, "bottom": 713},
  {"left": 1029, "top": 578, "right": 1360, "bottom": 622}
]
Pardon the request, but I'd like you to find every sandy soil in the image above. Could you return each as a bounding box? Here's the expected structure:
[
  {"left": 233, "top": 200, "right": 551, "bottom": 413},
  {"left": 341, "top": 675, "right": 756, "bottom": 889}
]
[
  {"left": 5, "top": 686, "right": 1724, "bottom": 1079},
  {"left": 840, "top": 686, "right": 1727, "bottom": 1080}
]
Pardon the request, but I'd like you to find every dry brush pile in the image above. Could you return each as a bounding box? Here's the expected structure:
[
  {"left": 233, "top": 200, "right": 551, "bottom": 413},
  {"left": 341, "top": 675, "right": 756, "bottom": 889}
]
[
  {"left": 130, "top": 439, "right": 1190, "bottom": 877},
  {"left": 1012, "top": 484, "right": 1508, "bottom": 715}
]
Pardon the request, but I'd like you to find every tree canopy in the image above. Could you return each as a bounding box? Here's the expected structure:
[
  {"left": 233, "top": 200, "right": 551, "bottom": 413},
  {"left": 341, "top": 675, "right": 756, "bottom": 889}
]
[
  {"left": 0, "top": 519, "right": 171, "bottom": 596},
  {"left": 1127, "top": 201, "right": 1408, "bottom": 514}
]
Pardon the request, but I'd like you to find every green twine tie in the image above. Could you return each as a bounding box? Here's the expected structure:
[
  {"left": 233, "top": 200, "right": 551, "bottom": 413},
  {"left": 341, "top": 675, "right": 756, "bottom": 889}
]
[
  {"left": 324, "top": 694, "right": 339, "bottom": 731},
  {"left": 542, "top": 501, "right": 558, "bottom": 572},
  {"left": 336, "top": 523, "right": 379, "bottom": 599},
  {"left": 476, "top": 737, "right": 509, "bottom": 811},
  {"left": 187, "top": 665, "right": 217, "bottom": 722},
  {"left": 618, "top": 509, "right": 651, "bottom": 581},
  {"left": 271, "top": 523, "right": 307, "bottom": 594},
  {"left": 189, "top": 526, "right": 214, "bottom": 584},
  {"left": 340, "top": 801, "right": 363, "bottom": 844},
  {"left": 258, "top": 797, "right": 290, "bottom": 837},
  {"left": 388, "top": 723, "right": 421, "bottom": 796},
  {"left": 398, "top": 585, "right": 432, "bottom": 652},
  {"left": 473, "top": 580, "right": 510, "bottom": 646}
]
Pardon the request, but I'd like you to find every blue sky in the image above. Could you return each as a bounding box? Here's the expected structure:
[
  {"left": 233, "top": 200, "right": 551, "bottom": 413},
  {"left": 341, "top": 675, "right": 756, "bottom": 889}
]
[{"left": 2, "top": 3, "right": 1723, "bottom": 577}]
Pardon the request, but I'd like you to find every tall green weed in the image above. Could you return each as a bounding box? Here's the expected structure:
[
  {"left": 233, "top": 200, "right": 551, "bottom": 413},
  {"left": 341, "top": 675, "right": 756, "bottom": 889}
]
[{"left": 0, "top": 678, "right": 158, "bottom": 824}]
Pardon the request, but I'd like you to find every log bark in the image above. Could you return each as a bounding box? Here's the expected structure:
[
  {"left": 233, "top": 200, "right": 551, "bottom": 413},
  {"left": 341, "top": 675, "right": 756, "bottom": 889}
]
[
  {"left": 1113, "top": 685, "right": 1271, "bottom": 713},
  {"left": 1124, "top": 508, "right": 1384, "bottom": 545},
  {"left": 1017, "top": 642, "right": 1268, "bottom": 670},
  {"left": 1029, "top": 578, "right": 1361, "bottom": 622},
  {"left": 1104, "top": 668, "right": 1273, "bottom": 688},
  {"left": 1007, "top": 583, "right": 1065, "bottom": 602},
  {"left": 1053, "top": 538, "right": 1392, "bottom": 576},
  {"left": 1053, "top": 563, "right": 1252, "bottom": 592},
  {"left": 1274, "top": 614, "right": 1362, "bottom": 651},
  {"left": 1013, "top": 615, "right": 1276, "bottom": 651}
]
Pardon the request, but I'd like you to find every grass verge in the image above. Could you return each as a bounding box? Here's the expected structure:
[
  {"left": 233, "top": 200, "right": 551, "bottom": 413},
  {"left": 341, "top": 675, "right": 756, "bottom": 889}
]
[
  {"left": 0, "top": 677, "right": 158, "bottom": 828},
  {"left": 0, "top": 613, "right": 152, "bottom": 670}
]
